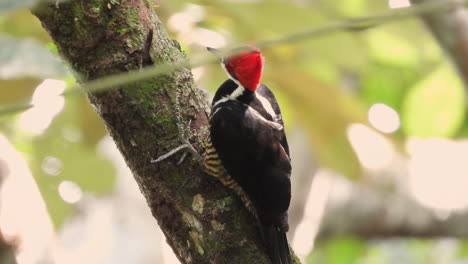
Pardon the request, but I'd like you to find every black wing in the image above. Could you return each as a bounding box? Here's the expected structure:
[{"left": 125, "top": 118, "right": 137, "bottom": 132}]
[
  {"left": 256, "top": 84, "right": 290, "bottom": 156},
  {"left": 210, "top": 100, "right": 291, "bottom": 228}
]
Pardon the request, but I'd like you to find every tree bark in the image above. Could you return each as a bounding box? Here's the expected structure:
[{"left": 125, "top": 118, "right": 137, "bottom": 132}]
[{"left": 32, "top": 1, "right": 297, "bottom": 263}]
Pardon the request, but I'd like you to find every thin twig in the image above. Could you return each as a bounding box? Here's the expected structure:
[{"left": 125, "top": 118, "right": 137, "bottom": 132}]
[
  {"left": 257, "top": 0, "right": 466, "bottom": 48},
  {"left": 0, "top": 102, "right": 33, "bottom": 115},
  {"left": 1, "top": 0, "right": 466, "bottom": 116}
]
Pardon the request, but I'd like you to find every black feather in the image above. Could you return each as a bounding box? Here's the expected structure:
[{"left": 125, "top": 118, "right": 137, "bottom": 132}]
[{"left": 209, "top": 79, "right": 292, "bottom": 263}]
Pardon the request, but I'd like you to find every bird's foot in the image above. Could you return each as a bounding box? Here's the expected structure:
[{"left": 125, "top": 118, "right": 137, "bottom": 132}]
[{"left": 151, "top": 139, "right": 202, "bottom": 165}]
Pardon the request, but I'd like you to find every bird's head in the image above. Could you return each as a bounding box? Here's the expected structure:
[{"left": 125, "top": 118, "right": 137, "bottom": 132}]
[{"left": 208, "top": 45, "right": 264, "bottom": 92}]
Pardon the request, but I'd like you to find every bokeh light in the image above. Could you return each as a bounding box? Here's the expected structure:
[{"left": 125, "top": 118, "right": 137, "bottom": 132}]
[
  {"left": 41, "top": 156, "right": 63, "bottom": 176},
  {"left": 347, "top": 123, "right": 395, "bottom": 170},
  {"left": 58, "top": 180, "right": 83, "bottom": 204},
  {"left": 407, "top": 138, "right": 468, "bottom": 212},
  {"left": 368, "top": 103, "right": 400, "bottom": 134},
  {"left": 18, "top": 79, "right": 66, "bottom": 134},
  {"left": 0, "top": 135, "right": 54, "bottom": 264},
  {"left": 389, "top": 0, "right": 411, "bottom": 8}
]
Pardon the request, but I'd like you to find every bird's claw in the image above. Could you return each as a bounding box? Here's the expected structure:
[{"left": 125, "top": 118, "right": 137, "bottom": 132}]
[{"left": 151, "top": 139, "right": 202, "bottom": 164}]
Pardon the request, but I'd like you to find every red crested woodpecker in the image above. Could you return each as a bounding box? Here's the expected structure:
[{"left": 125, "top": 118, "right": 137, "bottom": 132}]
[
  {"left": 206, "top": 45, "right": 292, "bottom": 264},
  {"left": 151, "top": 45, "right": 293, "bottom": 264}
]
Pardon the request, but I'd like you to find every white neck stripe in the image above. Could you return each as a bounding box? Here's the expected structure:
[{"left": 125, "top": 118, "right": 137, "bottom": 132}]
[
  {"left": 256, "top": 93, "right": 276, "bottom": 119},
  {"left": 212, "top": 84, "right": 245, "bottom": 108},
  {"left": 210, "top": 97, "right": 283, "bottom": 131}
]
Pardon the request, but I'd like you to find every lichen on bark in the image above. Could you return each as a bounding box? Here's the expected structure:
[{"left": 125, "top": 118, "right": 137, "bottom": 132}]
[{"left": 32, "top": 0, "right": 288, "bottom": 263}]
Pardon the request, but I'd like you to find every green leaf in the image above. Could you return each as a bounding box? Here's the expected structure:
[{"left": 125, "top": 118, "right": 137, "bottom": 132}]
[
  {"left": 0, "top": 36, "right": 67, "bottom": 79},
  {"left": 402, "top": 63, "right": 465, "bottom": 138},
  {"left": 360, "top": 65, "right": 420, "bottom": 111}
]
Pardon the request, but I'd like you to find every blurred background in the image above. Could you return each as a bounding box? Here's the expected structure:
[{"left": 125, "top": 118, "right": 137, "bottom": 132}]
[{"left": 2, "top": 0, "right": 468, "bottom": 263}]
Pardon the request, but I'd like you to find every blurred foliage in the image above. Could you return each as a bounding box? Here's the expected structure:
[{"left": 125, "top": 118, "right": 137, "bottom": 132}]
[
  {"left": 28, "top": 94, "right": 114, "bottom": 228},
  {"left": 308, "top": 236, "right": 366, "bottom": 264},
  {"left": 0, "top": 6, "right": 112, "bottom": 227},
  {"left": 308, "top": 237, "right": 468, "bottom": 264},
  {"left": 0, "top": 78, "right": 41, "bottom": 104}
]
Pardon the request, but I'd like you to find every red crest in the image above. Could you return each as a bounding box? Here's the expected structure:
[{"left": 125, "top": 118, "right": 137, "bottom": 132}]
[{"left": 225, "top": 46, "right": 264, "bottom": 91}]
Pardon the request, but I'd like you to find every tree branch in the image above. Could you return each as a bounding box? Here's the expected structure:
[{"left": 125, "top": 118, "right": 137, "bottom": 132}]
[
  {"left": 410, "top": 0, "right": 468, "bottom": 90},
  {"left": 32, "top": 1, "right": 283, "bottom": 263},
  {"left": 319, "top": 178, "right": 468, "bottom": 239}
]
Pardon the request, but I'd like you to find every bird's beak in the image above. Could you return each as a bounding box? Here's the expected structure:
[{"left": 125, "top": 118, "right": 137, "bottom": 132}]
[{"left": 207, "top": 47, "right": 223, "bottom": 58}]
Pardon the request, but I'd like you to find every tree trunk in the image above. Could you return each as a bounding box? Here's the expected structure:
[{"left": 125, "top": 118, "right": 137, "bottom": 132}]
[
  {"left": 32, "top": 1, "right": 298, "bottom": 263},
  {"left": 410, "top": 0, "right": 468, "bottom": 90}
]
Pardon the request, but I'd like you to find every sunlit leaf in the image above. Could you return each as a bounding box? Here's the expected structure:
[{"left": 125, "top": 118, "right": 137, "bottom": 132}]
[
  {"left": 365, "top": 29, "right": 419, "bottom": 66},
  {"left": 0, "top": 36, "right": 67, "bottom": 79},
  {"left": 402, "top": 63, "right": 465, "bottom": 138}
]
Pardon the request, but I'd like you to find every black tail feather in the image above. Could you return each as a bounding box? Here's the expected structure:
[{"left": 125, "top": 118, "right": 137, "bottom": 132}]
[
  {"left": 263, "top": 224, "right": 292, "bottom": 264},
  {"left": 278, "top": 231, "right": 291, "bottom": 264}
]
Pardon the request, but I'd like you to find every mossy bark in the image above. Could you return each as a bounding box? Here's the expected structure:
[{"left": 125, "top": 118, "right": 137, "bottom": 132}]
[{"left": 31, "top": 0, "right": 283, "bottom": 263}]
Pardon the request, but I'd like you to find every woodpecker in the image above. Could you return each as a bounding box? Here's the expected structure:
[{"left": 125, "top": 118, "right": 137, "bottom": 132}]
[{"left": 206, "top": 45, "right": 292, "bottom": 264}]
